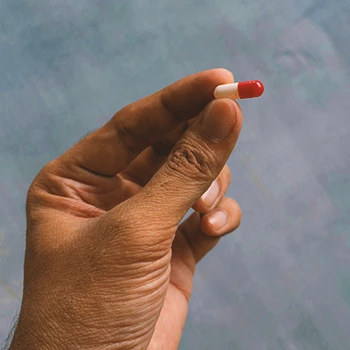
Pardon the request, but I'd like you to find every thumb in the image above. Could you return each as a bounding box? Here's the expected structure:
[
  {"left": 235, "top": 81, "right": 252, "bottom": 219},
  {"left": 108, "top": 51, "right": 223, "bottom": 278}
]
[{"left": 132, "top": 98, "right": 243, "bottom": 228}]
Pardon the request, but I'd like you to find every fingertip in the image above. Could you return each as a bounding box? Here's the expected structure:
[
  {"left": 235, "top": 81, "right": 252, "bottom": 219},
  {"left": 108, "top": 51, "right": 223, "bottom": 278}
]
[
  {"left": 160, "top": 68, "right": 235, "bottom": 122},
  {"left": 227, "top": 99, "right": 242, "bottom": 122},
  {"left": 232, "top": 99, "right": 242, "bottom": 115},
  {"left": 230, "top": 199, "right": 242, "bottom": 226},
  {"left": 207, "top": 98, "right": 242, "bottom": 130},
  {"left": 200, "top": 198, "right": 242, "bottom": 237},
  {"left": 206, "top": 68, "right": 235, "bottom": 88},
  {"left": 212, "top": 68, "right": 234, "bottom": 82},
  {"left": 200, "top": 212, "right": 224, "bottom": 237},
  {"left": 229, "top": 99, "right": 243, "bottom": 133},
  {"left": 196, "top": 68, "right": 235, "bottom": 93},
  {"left": 208, "top": 97, "right": 237, "bottom": 115}
]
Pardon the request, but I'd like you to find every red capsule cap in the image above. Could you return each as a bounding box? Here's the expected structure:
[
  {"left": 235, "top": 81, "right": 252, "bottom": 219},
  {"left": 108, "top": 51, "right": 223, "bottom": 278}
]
[{"left": 237, "top": 80, "right": 264, "bottom": 99}]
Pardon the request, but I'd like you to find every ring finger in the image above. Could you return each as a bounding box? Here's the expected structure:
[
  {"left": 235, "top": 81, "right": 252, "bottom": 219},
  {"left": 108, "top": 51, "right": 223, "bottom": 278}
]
[{"left": 179, "top": 196, "right": 242, "bottom": 263}]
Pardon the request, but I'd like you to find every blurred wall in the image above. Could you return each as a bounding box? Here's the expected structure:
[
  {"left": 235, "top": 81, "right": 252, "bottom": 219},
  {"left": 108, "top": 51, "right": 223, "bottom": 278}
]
[{"left": 1, "top": 1, "right": 350, "bottom": 348}]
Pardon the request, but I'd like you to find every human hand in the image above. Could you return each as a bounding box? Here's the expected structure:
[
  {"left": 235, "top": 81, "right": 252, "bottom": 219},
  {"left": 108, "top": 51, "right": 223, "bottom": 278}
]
[{"left": 10, "top": 68, "right": 243, "bottom": 350}]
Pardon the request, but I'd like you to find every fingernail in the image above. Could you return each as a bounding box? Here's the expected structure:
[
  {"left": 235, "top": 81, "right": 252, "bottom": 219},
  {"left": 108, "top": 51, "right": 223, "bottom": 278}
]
[
  {"left": 199, "top": 100, "right": 236, "bottom": 141},
  {"left": 201, "top": 180, "right": 220, "bottom": 207},
  {"left": 208, "top": 210, "right": 228, "bottom": 231}
]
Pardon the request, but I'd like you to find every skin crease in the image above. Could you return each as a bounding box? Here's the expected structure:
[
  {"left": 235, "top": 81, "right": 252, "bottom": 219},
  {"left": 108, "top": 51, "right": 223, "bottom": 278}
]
[{"left": 9, "top": 68, "right": 243, "bottom": 350}]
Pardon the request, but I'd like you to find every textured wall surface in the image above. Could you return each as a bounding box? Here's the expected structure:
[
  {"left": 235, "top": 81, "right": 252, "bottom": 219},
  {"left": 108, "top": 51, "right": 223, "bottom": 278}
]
[{"left": 1, "top": 1, "right": 350, "bottom": 349}]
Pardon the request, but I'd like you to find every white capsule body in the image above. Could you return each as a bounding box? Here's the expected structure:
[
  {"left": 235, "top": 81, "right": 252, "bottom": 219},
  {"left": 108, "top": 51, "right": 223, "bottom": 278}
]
[{"left": 214, "top": 83, "right": 240, "bottom": 99}]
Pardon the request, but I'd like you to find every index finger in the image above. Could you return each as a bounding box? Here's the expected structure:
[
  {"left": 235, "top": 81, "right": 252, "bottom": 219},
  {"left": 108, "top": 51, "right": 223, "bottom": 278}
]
[{"left": 61, "top": 68, "right": 234, "bottom": 177}]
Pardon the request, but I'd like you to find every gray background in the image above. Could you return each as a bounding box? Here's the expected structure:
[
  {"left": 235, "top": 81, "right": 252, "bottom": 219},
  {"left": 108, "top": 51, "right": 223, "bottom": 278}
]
[{"left": 1, "top": 0, "right": 350, "bottom": 349}]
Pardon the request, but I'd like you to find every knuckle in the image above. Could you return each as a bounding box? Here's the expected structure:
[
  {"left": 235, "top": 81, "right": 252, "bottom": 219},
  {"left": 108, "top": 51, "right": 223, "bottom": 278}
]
[
  {"left": 223, "top": 198, "right": 242, "bottom": 227},
  {"left": 26, "top": 162, "right": 51, "bottom": 197},
  {"left": 230, "top": 198, "right": 241, "bottom": 213},
  {"left": 167, "top": 141, "right": 216, "bottom": 180},
  {"left": 26, "top": 160, "right": 62, "bottom": 209},
  {"left": 113, "top": 105, "right": 151, "bottom": 155},
  {"left": 225, "top": 164, "right": 232, "bottom": 181},
  {"left": 230, "top": 199, "right": 242, "bottom": 227},
  {"left": 115, "top": 118, "right": 145, "bottom": 154},
  {"left": 219, "top": 165, "right": 231, "bottom": 188}
]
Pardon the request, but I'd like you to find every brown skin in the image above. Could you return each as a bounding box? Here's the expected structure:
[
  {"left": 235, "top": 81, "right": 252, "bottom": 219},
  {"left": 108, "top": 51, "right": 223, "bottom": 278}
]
[{"left": 9, "top": 68, "right": 243, "bottom": 350}]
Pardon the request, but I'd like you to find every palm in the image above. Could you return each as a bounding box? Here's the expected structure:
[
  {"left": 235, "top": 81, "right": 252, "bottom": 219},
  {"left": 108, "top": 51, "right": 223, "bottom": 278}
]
[
  {"left": 49, "top": 162, "right": 201, "bottom": 348},
  {"left": 148, "top": 227, "right": 197, "bottom": 349}
]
